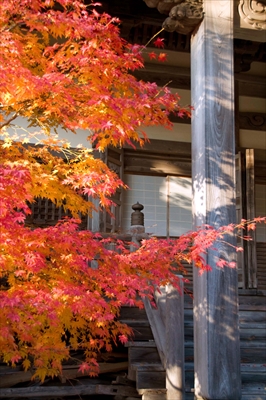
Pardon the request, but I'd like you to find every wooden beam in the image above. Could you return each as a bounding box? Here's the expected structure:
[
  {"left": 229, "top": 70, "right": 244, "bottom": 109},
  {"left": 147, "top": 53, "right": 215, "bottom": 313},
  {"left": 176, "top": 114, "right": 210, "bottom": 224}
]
[
  {"left": 132, "top": 63, "right": 266, "bottom": 97},
  {"left": 236, "top": 73, "right": 266, "bottom": 98},
  {"left": 124, "top": 140, "right": 191, "bottom": 176},
  {"left": 239, "top": 112, "right": 266, "bottom": 131},
  {"left": 191, "top": 1, "right": 241, "bottom": 399},
  {"left": 169, "top": 111, "right": 266, "bottom": 131},
  {"left": 124, "top": 154, "right": 191, "bottom": 177},
  {"left": 0, "top": 383, "right": 139, "bottom": 398},
  {"left": 124, "top": 139, "right": 191, "bottom": 155}
]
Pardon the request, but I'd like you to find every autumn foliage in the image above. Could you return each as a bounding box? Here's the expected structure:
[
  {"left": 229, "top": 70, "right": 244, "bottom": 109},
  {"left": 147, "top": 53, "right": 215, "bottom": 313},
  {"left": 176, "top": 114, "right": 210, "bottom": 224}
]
[{"left": 0, "top": 0, "right": 265, "bottom": 382}]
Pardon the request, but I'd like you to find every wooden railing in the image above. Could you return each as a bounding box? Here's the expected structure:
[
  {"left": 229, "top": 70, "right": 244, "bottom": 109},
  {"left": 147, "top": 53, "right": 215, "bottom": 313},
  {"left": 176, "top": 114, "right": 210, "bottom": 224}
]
[{"left": 129, "top": 203, "right": 185, "bottom": 400}]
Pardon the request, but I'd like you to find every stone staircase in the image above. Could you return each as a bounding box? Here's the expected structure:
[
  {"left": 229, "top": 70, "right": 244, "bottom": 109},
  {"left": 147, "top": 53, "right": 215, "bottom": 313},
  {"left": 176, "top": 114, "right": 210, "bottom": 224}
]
[{"left": 119, "top": 294, "right": 266, "bottom": 400}]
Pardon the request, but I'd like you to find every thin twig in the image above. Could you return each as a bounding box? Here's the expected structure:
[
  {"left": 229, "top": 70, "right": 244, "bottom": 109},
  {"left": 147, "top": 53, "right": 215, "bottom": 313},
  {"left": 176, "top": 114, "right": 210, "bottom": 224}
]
[{"left": 145, "top": 27, "right": 165, "bottom": 48}]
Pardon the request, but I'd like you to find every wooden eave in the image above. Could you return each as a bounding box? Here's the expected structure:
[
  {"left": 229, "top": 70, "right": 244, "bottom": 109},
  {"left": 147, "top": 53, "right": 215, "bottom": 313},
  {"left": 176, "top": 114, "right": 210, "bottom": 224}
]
[{"left": 97, "top": 0, "right": 266, "bottom": 98}]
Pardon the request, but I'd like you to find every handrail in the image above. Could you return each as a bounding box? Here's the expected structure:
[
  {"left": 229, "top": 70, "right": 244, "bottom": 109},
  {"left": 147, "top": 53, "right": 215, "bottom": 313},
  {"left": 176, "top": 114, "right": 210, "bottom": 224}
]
[{"left": 130, "top": 219, "right": 185, "bottom": 400}]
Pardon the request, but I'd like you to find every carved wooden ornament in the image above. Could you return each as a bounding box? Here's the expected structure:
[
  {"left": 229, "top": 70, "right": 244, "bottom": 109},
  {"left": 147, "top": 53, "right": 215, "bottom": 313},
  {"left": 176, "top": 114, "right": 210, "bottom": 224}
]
[
  {"left": 143, "top": 0, "right": 203, "bottom": 34},
  {"left": 238, "top": 0, "right": 266, "bottom": 30}
]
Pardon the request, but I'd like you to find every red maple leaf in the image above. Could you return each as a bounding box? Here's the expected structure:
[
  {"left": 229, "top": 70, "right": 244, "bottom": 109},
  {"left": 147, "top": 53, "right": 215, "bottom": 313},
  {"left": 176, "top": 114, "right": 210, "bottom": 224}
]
[
  {"left": 119, "top": 334, "right": 128, "bottom": 344},
  {"left": 78, "top": 362, "right": 90, "bottom": 374},
  {"left": 154, "top": 37, "right": 165, "bottom": 48},
  {"left": 148, "top": 52, "right": 157, "bottom": 60}
]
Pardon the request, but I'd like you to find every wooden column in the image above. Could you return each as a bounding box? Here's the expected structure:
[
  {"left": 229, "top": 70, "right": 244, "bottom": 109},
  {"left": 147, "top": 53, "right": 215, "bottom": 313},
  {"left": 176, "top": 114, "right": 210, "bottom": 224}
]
[{"left": 191, "top": 1, "right": 241, "bottom": 399}]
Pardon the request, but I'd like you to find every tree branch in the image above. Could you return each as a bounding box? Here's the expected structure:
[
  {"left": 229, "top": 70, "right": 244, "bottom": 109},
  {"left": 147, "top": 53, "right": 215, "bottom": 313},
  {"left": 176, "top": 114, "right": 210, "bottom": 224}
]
[{"left": 0, "top": 113, "right": 18, "bottom": 130}]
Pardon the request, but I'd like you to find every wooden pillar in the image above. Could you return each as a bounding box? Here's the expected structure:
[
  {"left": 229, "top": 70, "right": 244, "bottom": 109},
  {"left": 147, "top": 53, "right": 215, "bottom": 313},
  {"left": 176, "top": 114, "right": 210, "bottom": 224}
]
[{"left": 191, "top": 1, "right": 241, "bottom": 399}]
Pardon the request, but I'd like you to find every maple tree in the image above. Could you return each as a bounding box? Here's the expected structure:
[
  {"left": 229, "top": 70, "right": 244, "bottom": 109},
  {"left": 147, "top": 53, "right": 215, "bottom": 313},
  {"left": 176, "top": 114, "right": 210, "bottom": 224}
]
[{"left": 1, "top": 0, "right": 265, "bottom": 382}]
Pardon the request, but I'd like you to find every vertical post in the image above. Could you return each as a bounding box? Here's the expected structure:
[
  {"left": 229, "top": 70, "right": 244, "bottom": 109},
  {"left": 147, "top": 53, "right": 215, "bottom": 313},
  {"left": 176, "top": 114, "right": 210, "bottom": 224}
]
[
  {"left": 131, "top": 203, "right": 185, "bottom": 399},
  {"left": 165, "top": 282, "right": 184, "bottom": 400},
  {"left": 246, "top": 149, "right": 257, "bottom": 288},
  {"left": 191, "top": 1, "right": 241, "bottom": 399}
]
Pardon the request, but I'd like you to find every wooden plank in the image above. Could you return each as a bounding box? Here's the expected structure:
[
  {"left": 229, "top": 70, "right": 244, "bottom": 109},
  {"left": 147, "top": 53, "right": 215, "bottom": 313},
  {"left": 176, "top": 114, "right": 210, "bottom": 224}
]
[
  {"left": 125, "top": 341, "right": 157, "bottom": 348},
  {"left": 136, "top": 370, "right": 166, "bottom": 390},
  {"left": 132, "top": 64, "right": 191, "bottom": 90},
  {"left": 240, "top": 348, "right": 266, "bottom": 364},
  {"left": 239, "top": 304, "right": 266, "bottom": 311},
  {"left": 0, "top": 384, "right": 139, "bottom": 398},
  {"left": 60, "top": 361, "right": 128, "bottom": 381},
  {"left": 125, "top": 112, "right": 266, "bottom": 132},
  {"left": 165, "top": 283, "right": 185, "bottom": 400},
  {"left": 124, "top": 154, "right": 191, "bottom": 177},
  {"left": 241, "top": 382, "right": 266, "bottom": 392},
  {"left": 143, "top": 298, "right": 166, "bottom": 368},
  {"left": 0, "top": 362, "right": 129, "bottom": 388},
  {"left": 124, "top": 140, "right": 191, "bottom": 156},
  {"left": 128, "top": 347, "right": 161, "bottom": 364},
  {"left": 241, "top": 364, "right": 266, "bottom": 373},
  {"left": 240, "top": 341, "right": 266, "bottom": 348},
  {"left": 131, "top": 362, "right": 165, "bottom": 372},
  {"left": 119, "top": 307, "right": 148, "bottom": 320},
  {"left": 0, "top": 370, "right": 33, "bottom": 388},
  {"left": 239, "top": 310, "right": 266, "bottom": 324},
  {"left": 239, "top": 295, "right": 266, "bottom": 307},
  {"left": 240, "top": 329, "right": 266, "bottom": 342},
  {"left": 130, "top": 326, "right": 153, "bottom": 341},
  {"left": 133, "top": 65, "right": 266, "bottom": 97},
  {"left": 191, "top": 1, "right": 241, "bottom": 398},
  {"left": 127, "top": 344, "right": 161, "bottom": 381}
]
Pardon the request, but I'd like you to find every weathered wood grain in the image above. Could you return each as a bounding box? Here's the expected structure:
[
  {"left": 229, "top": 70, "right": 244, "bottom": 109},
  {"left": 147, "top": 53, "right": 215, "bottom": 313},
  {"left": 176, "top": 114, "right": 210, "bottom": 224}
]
[
  {"left": 0, "top": 383, "right": 139, "bottom": 398},
  {"left": 60, "top": 361, "right": 128, "bottom": 381},
  {"left": 191, "top": 1, "right": 241, "bottom": 398},
  {"left": 136, "top": 370, "right": 166, "bottom": 390},
  {"left": 165, "top": 283, "right": 185, "bottom": 400},
  {"left": 0, "top": 362, "right": 128, "bottom": 388},
  {"left": 143, "top": 298, "right": 166, "bottom": 367},
  {"left": 127, "top": 341, "right": 161, "bottom": 381}
]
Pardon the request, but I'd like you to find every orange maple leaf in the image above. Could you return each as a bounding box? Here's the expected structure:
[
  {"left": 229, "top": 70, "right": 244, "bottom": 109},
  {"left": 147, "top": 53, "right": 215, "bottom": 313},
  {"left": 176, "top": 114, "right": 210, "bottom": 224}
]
[{"left": 158, "top": 53, "right": 167, "bottom": 62}]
